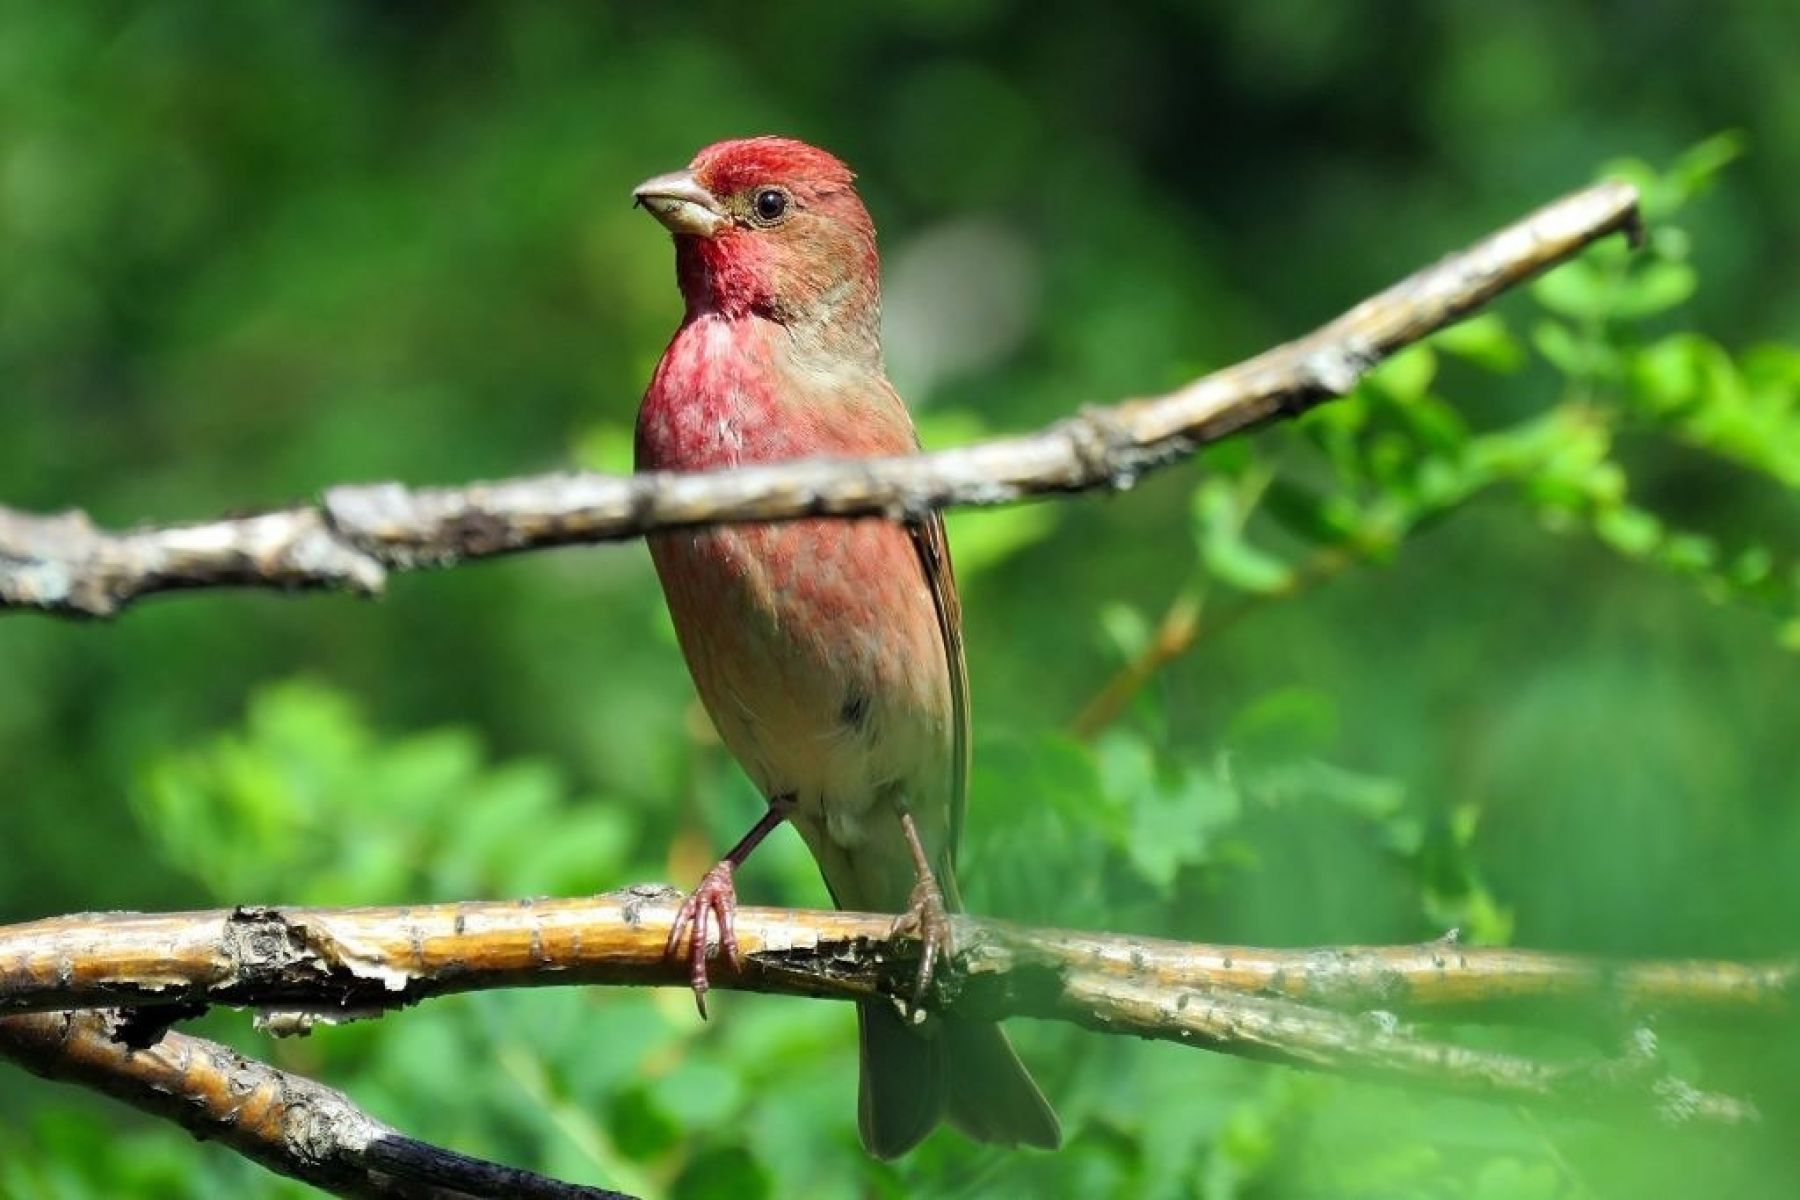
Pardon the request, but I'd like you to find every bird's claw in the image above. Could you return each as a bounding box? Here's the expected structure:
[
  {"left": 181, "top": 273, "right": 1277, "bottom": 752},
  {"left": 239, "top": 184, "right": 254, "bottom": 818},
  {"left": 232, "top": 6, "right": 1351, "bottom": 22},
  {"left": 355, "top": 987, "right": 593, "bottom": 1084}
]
[
  {"left": 890, "top": 873, "right": 954, "bottom": 1015},
  {"left": 666, "top": 862, "right": 741, "bottom": 1019}
]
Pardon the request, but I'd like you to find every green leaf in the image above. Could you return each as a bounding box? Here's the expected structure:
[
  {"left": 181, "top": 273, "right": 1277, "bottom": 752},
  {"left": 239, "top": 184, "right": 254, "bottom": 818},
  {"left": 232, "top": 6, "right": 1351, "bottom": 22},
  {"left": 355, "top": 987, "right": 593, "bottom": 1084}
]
[
  {"left": 1659, "top": 532, "right": 1719, "bottom": 575},
  {"left": 1193, "top": 479, "right": 1294, "bottom": 594},
  {"left": 1630, "top": 332, "right": 1714, "bottom": 415},
  {"left": 1367, "top": 345, "right": 1437, "bottom": 402},
  {"left": 1601, "top": 134, "right": 1743, "bottom": 229},
  {"left": 1252, "top": 759, "right": 1406, "bottom": 825},
  {"left": 1780, "top": 617, "right": 1800, "bottom": 652},
  {"left": 1396, "top": 394, "right": 1472, "bottom": 456},
  {"left": 1262, "top": 480, "right": 1361, "bottom": 547},
  {"left": 1651, "top": 223, "right": 1692, "bottom": 262},
  {"left": 1634, "top": 335, "right": 1800, "bottom": 486},
  {"left": 1610, "top": 259, "right": 1697, "bottom": 319},
  {"left": 1594, "top": 505, "right": 1663, "bottom": 558},
  {"left": 1432, "top": 313, "right": 1525, "bottom": 372},
  {"left": 671, "top": 1146, "right": 771, "bottom": 1200},
  {"left": 1532, "top": 259, "right": 1610, "bottom": 320},
  {"left": 1667, "top": 130, "right": 1749, "bottom": 207},
  {"left": 1225, "top": 687, "right": 1341, "bottom": 759},
  {"left": 1743, "top": 342, "right": 1800, "bottom": 390},
  {"left": 1531, "top": 319, "right": 1621, "bottom": 380},
  {"left": 1728, "top": 544, "right": 1773, "bottom": 589},
  {"left": 607, "top": 1085, "right": 683, "bottom": 1162},
  {"left": 1411, "top": 453, "right": 1479, "bottom": 510},
  {"left": 1099, "top": 601, "right": 1152, "bottom": 660},
  {"left": 1097, "top": 733, "right": 1239, "bottom": 890},
  {"left": 967, "top": 732, "right": 1119, "bottom": 920}
]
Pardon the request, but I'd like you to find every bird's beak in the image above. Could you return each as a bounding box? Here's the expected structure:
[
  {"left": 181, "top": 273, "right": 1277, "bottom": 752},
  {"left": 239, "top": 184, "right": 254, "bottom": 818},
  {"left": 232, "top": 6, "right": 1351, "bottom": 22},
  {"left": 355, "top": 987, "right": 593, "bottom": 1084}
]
[{"left": 633, "top": 170, "right": 728, "bottom": 237}]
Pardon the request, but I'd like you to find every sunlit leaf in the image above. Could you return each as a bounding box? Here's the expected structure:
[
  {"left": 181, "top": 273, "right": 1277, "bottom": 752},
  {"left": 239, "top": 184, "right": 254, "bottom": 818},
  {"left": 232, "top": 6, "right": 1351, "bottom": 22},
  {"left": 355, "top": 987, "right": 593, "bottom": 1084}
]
[
  {"left": 1610, "top": 259, "right": 1697, "bottom": 319},
  {"left": 1531, "top": 259, "right": 1610, "bottom": 320},
  {"left": 1367, "top": 345, "right": 1437, "bottom": 403},
  {"left": 1594, "top": 505, "right": 1662, "bottom": 558},
  {"left": 1667, "top": 130, "right": 1750, "bottom": 206},
  {"left": 1193, "top": 479, "right": 1294, "bottom": 594},
  {"left": 1432, "top": 313, "right": 1526, "bottom": 372}
]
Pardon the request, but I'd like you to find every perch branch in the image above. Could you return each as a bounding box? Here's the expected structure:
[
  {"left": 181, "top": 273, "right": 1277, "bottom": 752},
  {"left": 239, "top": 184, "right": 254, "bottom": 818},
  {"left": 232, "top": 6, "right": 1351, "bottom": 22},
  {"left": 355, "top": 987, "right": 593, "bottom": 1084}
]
[
  {"left": 0, "top": 891, "right": 1779, "bottom": 1127},
  {"left": 0, "top": 1010, "right": 630, "bottom": 1198},
  {"left": 0, "top": 180, "right": 1641, "bottom": 618}
]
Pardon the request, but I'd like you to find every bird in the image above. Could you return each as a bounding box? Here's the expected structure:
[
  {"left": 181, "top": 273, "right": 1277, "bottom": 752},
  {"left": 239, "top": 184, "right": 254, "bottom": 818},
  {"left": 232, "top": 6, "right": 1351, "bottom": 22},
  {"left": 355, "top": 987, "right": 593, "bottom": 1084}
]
[{"left": 631, "top": 135, "right": 1059, "bottom": 1159}]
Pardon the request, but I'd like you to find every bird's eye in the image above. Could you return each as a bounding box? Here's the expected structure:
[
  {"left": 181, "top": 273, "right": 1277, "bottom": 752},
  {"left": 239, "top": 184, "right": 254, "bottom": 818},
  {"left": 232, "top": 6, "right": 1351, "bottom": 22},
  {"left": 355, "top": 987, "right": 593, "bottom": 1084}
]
[{"left": 752, "top": 188, "right": 789, "bottom": 222}]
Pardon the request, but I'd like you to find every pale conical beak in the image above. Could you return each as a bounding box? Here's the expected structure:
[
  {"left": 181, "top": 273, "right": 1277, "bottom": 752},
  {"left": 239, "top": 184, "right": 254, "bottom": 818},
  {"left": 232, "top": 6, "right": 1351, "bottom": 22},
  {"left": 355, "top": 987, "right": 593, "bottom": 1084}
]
[{"left": 633, "top": 169, "right": 728, "bottom": 237}]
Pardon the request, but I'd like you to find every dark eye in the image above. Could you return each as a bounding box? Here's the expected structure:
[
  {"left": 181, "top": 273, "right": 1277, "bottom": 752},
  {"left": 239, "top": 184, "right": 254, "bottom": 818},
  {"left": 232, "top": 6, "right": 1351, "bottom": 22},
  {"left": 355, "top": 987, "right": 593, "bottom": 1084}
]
[{"left": 753, "top": 188, "right": 789, "bottom": 222}]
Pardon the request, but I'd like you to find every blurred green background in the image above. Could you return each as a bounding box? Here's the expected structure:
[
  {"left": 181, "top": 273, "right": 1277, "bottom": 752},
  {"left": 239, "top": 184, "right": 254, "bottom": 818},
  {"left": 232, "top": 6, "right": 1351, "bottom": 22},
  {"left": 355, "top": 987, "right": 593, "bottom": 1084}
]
[{"left": 2, "top": 2, "right": 1797, "bottom": 1197}]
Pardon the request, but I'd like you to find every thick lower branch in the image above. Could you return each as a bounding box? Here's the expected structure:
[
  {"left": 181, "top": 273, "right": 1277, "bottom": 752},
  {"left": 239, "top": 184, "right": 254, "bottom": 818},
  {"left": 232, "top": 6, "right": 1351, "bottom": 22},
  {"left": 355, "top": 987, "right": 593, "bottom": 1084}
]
[
  {"left": 0, "top": 181, "right": 1640, "bottom": 617},
  {"left": 1, "top": 892, "right": 1785, "bottom": 1021},
  {"left": 0, "top": 891, "right": 1780, "bottom": 1128},
  {"left": 0, "top": 1010, "right": 629, "bottom": 1199}
]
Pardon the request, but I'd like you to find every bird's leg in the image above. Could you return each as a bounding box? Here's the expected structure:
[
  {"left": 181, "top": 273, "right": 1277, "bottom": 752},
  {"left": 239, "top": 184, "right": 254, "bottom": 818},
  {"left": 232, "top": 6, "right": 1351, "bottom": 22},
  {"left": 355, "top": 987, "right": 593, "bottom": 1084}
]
[
  {"left": 890, "top": 810, "right": 954, "bottom": 1014},
  {"left": 666, "top": 792, "right": 795, "bottom": 1018}
]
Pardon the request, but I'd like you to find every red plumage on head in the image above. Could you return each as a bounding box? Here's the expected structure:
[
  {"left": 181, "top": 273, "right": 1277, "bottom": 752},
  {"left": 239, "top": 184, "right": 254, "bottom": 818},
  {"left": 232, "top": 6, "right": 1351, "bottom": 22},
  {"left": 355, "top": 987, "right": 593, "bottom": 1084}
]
[
  {"left": 670, "top": 136, "right": 878, "bottom": 337},
  {"left": 690, "top": 135, "right": 856, "bottom": 198}
]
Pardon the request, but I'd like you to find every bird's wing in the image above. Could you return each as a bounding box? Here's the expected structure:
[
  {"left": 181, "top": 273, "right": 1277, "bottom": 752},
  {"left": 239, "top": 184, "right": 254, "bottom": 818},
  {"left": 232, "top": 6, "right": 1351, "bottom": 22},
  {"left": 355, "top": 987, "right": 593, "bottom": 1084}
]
[
  {"left": 839, "top": 375, "right": 970, "bottom": 882},
  {"left": 907, "top": 511, "right": 969, "bottom": 872}
]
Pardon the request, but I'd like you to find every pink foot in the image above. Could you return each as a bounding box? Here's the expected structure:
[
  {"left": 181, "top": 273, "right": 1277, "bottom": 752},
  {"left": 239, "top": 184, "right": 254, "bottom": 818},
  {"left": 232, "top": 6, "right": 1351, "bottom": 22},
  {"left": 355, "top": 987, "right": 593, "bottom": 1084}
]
[
  {"left": 666, "top": 862, "right": 742, "bottom": 1018},
  {"left": 890, "top": 871, "right": 954, "bottom": 1012}
]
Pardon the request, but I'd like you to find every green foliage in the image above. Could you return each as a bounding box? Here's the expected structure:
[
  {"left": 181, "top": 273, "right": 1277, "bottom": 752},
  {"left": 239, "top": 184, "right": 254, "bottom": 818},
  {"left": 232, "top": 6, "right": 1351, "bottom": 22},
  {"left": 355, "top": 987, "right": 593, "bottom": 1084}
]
[
  {"left": 135, "top": 680, "right": 634, "bottom": 905},
  {"left": 2, "top": 7, "right": 1797, "bottom": 1199},
  {"left": 1189, "top": 140, "right": 1799, "bottom": 647}
]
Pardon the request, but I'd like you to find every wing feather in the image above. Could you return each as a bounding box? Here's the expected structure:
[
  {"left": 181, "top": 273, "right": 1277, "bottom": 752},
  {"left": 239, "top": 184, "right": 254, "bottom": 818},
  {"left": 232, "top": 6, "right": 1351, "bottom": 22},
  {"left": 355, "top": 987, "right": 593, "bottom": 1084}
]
[{"left": 906, "top": 513, "right": 969, "bottom": 878}]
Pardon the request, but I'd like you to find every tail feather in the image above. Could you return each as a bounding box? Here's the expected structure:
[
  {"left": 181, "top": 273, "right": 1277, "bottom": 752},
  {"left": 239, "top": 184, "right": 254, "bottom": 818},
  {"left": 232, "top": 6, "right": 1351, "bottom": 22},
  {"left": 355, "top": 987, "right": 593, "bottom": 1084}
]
[
  {"left": 858, "top": 1002, "right": 944, "bottom": 1158},
  {"left": 857, "top": 1003, "right": 1061, "bottom": 1158},
  {"left": 943, "top": 1019, "right": 1061, "bottom": 1150}
]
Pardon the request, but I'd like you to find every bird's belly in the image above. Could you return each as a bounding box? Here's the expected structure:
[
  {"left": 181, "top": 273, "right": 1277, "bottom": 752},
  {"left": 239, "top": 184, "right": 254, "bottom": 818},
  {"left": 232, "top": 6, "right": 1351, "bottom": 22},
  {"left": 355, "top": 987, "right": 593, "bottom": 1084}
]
[{"left": 649, "top": 517, "right": 952, "bottom": 906}]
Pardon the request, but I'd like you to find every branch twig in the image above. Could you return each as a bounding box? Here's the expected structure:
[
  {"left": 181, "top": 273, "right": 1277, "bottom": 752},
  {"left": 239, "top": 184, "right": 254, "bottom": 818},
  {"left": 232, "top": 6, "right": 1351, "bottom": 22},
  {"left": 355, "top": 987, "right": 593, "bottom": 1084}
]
[
  {"left": 0, "top": 892, "right": 1780, "bottom": 1127},
  {"left": 0, "top": 181, "right": 1641, "bottom": 618},
  {"left": 1070, "top": 539, "right": 1369, "bottom": 738},
  {"left": 0, "top": 1010, "right": 630, "bottom": 1198}
]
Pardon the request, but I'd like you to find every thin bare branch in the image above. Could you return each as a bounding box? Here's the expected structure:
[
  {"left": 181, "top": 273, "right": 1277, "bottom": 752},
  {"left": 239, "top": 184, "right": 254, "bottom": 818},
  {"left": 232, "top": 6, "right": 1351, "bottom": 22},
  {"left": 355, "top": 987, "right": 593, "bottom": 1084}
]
[
  {"left": 1070, "top": 538, "right": 1369, "bottom": 739},
  {"left": 0, "top": 892, "right": 1780, "bottom": 1127},
  {"left": 0, "top": 181, "right": 1641, "bottom": 618},
  {"left": 0, "top": 1010, "right": 631, "bottom": 1199}
]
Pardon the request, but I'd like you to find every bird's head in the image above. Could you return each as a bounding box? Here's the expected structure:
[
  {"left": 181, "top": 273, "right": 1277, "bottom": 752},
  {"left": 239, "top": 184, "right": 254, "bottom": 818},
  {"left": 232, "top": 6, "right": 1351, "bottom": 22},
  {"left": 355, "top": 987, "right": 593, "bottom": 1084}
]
[{"left": 634, "top": 136, "right": 880, "bottom": 344}]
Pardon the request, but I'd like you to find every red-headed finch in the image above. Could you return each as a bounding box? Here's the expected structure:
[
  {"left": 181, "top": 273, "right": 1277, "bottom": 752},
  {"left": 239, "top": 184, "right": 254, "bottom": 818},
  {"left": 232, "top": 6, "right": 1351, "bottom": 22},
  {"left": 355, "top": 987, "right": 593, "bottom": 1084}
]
[{"left": 633, "top": 136, "right": 1059, "bottom": 1158}]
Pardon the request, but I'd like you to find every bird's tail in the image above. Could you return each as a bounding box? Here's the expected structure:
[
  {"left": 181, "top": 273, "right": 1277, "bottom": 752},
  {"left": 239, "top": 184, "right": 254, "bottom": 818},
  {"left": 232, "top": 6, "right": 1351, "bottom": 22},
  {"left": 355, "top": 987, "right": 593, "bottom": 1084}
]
[{"left": 857, "top": 1002, "right": 1061, "bottom": 1159}]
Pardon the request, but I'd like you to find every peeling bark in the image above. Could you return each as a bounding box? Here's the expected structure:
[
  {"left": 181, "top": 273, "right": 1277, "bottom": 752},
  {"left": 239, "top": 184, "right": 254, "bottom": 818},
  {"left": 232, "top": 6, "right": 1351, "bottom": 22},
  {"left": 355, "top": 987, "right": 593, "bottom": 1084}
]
[
  {"left": 0, "top": 892, "right": 1780, "bottom": 1129},
  {"left": 0, "top": 1010, "right": 628, "bottom": 1198}
]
